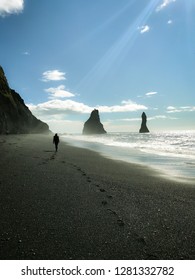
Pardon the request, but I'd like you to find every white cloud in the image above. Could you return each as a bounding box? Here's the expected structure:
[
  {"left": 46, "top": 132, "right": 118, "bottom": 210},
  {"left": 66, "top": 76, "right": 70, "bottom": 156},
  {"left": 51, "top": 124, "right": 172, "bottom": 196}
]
[
  {"left": 167, "top": 20, "right": 173, "bottom": 24},
  {"left": 98, "top": 100, "right": 147, "bottom": 113},
  {"left": 156, "top": 0, "right": 176, "bottom": 12},
  {"left": 28, "top": 100, "right": 93, "bottom": 116},
  {"left": 145, "top": 91, "right": 157, "bottom": 97},
  {"left": 45, "top": 85, "right": 75, "bottom": 99},
  {"left": 0, "top": 0, "right": 24, "bottom": 16},
  {"left": 22, "top": 51, "right": 30, "bottom": 55},
  {"left": 42, "top": 70, "right": 66, "bottom": 82},
  {"left": 167, "top": 106, "right": 176, "bottom": 110},
  {"left": 27, "top": 99, "right": 147, "bottom": 133},
  {"left": 167, "top": 106, "right": 195, "bottom": 113},
  {"left": 27, "top": 99, "right": 147, "bottom": 117},
  {"left": 148, "top": 115, "right": 173, "bottom": 120},
  {"left": 119, "top": 117, "right": 141, "bottom": 122},
  {"left": 138, "top": 25, "right": 150, "bottom": 34},
  {"left": 119, "top": 115, "right": 175, "bottom": 122}
]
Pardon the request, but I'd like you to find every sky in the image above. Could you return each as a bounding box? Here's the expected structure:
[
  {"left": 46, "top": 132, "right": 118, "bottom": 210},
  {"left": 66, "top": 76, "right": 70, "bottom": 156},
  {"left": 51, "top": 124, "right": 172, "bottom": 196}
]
[{"left": 0, "top": 0, "right": 195, "bottom": 133}]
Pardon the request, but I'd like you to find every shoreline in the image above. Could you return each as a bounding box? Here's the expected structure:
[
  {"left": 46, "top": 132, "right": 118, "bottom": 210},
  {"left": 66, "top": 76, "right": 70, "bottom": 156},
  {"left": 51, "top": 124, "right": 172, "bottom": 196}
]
[
  {"left": 61, "top": 135, "right": 195, "bottom": 185},
  {"left": 0, "top": 134, "right": 195, "bottom": 260}
]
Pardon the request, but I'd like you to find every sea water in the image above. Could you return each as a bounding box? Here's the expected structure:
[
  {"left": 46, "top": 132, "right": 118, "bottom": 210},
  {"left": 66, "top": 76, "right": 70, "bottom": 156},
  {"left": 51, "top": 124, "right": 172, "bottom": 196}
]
[{"left": 62, "top": 131, "right": 195, "bottom": 183}]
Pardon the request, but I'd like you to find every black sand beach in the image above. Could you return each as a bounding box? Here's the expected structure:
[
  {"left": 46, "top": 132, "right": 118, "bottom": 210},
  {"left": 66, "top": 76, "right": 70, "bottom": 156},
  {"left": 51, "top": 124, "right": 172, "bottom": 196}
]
[{"left": 0, "top": 134, "right": 195, "bottom": 260}]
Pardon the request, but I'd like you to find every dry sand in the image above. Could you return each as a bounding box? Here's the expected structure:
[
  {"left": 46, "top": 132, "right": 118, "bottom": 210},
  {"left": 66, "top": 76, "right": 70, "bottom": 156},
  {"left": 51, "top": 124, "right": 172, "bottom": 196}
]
[{"left": 0, "top": 134, "right": 195, "bottom": 260}]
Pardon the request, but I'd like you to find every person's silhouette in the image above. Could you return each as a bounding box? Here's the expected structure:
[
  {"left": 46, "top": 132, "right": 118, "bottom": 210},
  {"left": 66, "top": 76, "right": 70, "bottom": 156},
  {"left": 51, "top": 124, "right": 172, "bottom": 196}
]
[{"left": 53, "top": 133, "right": 60, "bottom": 152}]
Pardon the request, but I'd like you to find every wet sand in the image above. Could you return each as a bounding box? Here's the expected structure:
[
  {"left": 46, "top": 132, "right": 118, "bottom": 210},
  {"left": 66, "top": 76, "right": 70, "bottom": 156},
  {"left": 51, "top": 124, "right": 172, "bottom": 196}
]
[{"left": 0, "top": 134, "right": 195, "bottom": 260}]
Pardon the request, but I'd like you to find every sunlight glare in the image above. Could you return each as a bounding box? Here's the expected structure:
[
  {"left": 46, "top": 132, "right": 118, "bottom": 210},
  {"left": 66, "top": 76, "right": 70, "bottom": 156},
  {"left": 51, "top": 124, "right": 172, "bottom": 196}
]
[{"left": 77, "top": 0, "right": 160, "bottom": 91}]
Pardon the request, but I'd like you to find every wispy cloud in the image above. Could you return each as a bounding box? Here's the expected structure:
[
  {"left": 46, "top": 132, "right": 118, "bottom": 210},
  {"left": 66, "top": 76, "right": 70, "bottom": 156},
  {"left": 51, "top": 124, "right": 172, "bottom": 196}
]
[
  {"left": 98, "top": 100, "right": 147, "bottom": 113},
  {"left": 28, "top": 100, "right": 94, "bottom": 116},
  {"left": 138, "top": 25, "right": 150, "bottom": 34},
  {"left": 148, "top": 115, "right": 177, "bottom": 120},
  {"left": 138, "top": 91, "right": 158, "bottom": 98},
  {"left": 156, "top": 0, "right": 176, "bottom": 12},
  {"left": 42, "top": 70, "right": 66, "bottom": 82},
  {"left": 119, "top": 115, "right": 177, "bottom": 122},
  {"left": 45, "top": 85, "right": 75, "bottom": 99},
  {"left": 119, "top": 117, "right": 142, "bottom": 122},
  {"left": 0, "top": 0, "right": 24, "bottom": 16},
  {"left": 145, "top": 91, "right": 157, "bottom": 97},
  {"left": 167, "top": 19, "right": 173, "bottom": 24},
  {"left": 167, "top": 106, "right": 195, "bottom": 113},
  {"left": 28, "top": 99, "right": 147, "bottom": 117},
  {"left": 22, "top": 51, "right": 30, "bottom": 55}
]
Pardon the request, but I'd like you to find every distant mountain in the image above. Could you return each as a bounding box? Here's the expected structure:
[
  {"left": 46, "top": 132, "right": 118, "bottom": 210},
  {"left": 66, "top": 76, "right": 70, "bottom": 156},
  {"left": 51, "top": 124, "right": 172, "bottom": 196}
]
[
  {"left": 83, "top": 109, "right": 107, "bottom": 135},
  {"left": 0, "top": 66, "right": 49, "bottom": 134}
]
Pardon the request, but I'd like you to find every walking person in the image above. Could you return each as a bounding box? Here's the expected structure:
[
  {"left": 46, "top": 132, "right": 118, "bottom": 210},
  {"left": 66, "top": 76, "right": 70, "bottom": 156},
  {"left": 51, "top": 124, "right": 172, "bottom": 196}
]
[{"left": 53, "top": 133, "right": 60, "bottom": 152}]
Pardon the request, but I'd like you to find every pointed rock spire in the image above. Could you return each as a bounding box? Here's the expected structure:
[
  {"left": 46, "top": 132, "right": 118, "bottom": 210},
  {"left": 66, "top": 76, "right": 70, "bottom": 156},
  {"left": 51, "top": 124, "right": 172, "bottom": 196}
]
[
  {"left": 139, "top": 112, "right": 149, "bottom": 133},
  {"left": 82, "top": 109, "right": 107, "bottom": 135}
]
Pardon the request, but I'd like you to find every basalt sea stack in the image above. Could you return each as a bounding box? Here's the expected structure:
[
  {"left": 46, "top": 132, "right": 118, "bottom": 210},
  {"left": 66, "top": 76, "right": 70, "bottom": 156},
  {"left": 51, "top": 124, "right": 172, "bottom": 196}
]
[
  {"left": 0, "top": 66, "right": 49, "bottom": 134},
  {"left": 83, "top": 109, "right": 107, "bottom": 135},
  {"left": 139, "top": 112, "right": 149, "bottom": 133}
]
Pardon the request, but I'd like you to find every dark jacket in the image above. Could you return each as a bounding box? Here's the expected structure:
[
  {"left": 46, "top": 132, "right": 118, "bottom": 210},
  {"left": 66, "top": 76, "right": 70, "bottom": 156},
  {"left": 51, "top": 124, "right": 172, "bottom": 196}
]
[{"left": 53, "top": 134, "right": 59, "bottom": 144}]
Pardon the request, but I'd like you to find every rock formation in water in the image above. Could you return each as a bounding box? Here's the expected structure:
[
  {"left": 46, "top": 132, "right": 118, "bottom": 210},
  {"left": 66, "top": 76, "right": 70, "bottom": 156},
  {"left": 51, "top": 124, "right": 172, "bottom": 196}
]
[
  {"left": 139, "top": 112, "right": 149, "bottom": 133},
  {"left": 0, "top": 66, "right": 50, "bottom": 134},
  {"left": 82, "top": 109, "right": 107, "bottom": 135}
]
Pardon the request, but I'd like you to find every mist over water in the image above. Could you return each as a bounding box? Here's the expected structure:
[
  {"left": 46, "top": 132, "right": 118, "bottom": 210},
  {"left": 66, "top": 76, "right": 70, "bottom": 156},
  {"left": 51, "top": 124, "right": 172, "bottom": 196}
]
[{"left": 62, "top": 131, "right": 195, "bottom": 182}]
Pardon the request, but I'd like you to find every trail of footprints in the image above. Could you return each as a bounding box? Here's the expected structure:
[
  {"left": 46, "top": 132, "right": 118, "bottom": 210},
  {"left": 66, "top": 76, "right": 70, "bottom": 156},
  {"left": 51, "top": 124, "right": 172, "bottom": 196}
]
[
  {"left": 65, "top": 161, "right": 125, "bottom": 228},
  {"left": 40, "top": 155, "right": 125, "bottom": 228},
  {"left": 33, "top": 156, "right": 152, "bottom": 250},
  {"left": 39, "top": 152, "right": 57, "bottom": 165}
]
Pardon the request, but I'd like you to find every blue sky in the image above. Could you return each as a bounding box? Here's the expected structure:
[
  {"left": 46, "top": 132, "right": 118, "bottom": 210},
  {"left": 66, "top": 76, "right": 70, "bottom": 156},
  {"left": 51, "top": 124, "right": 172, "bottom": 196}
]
[{"left": 0, "top": 0, "right": 195, "bottom": 133}]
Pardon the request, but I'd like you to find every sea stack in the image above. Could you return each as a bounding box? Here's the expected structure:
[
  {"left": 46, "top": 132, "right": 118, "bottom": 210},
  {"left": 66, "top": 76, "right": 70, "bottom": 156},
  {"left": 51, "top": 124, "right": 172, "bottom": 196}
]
[
  {"left": 0, "top": 66, "right": 50, "bottom": 134},
  {"left": 82, "top": 109, "right": 107, "bottom": 135},
  {"left": 139, "top": 112, "right": 149, "bottom": 133}
]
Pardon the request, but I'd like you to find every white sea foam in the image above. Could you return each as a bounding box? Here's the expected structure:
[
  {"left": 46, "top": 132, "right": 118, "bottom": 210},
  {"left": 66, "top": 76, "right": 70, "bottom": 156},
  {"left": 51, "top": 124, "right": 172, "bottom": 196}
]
[{"left": 62, "top": 131, "right": 195, "bottom": 182}]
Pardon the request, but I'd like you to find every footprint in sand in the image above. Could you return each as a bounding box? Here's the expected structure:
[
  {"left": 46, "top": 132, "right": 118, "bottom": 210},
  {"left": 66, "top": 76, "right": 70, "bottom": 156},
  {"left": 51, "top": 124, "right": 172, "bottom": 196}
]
[
  {"left": 117, "top": 219, "right": 125, "bottom": 227},
  {"left": 50, "top": 153, "right": 56, "bottom": 160},
  {"left": 102, "top": 200, "right": 108, "bottom": 206},
  {"left": 71, "top": 165, "right": 92, "bottom": 183},
  {"left": 137, "top": 237, "right": 147, "bottom": 245},
  {"left": 134, "top": 233, "right": 147, "bottom": 246},
  {"left": 107, "top": 208, "right": 117, "bottom": 216},
  {"left": 39, "top": 161, "right": 47, "bottom": 165},
  {"left": 107, "top": 209, "right": 125, "bottom": 227}
]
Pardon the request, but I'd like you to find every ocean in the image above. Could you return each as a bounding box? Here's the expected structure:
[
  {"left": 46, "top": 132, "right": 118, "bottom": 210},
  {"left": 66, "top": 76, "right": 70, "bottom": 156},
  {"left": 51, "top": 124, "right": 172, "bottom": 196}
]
[{"left": 62, "top": 131, "right": 195, "bottom": 183}]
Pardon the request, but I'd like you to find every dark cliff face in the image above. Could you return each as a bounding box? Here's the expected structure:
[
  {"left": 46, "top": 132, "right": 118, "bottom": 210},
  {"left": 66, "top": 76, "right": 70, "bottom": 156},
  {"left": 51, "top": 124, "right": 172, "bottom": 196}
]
[
  {"left": 0, "top": 66, "right": 50, "bottom": 134},
  {"left": 139, "top": 112, "right": 149, "bottom": 133},
  {"left": 82, "top": 109, "right": 107, "bottom": 135}
]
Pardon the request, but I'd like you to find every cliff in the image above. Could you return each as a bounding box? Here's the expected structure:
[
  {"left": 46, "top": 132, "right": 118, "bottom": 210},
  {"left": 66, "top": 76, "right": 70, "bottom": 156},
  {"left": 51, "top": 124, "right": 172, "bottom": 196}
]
[
  {"left": 82, "top": 109, "right": 107, "bottom": 135},
  {"left": 139, "top": 112, "right": 149, "bottom": 133},
  {"left": 0, "top": 66, "right": 49, "bottom": 134}
]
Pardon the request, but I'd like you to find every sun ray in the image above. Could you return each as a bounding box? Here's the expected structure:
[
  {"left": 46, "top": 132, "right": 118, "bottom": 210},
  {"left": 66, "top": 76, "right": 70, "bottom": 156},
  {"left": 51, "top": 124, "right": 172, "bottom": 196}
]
[
  {"left": 183, "top": 0, "right": 195, "bottom": 56},
  {"left": 77, "top": 0, "right": 161, "bottom": 92}
]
